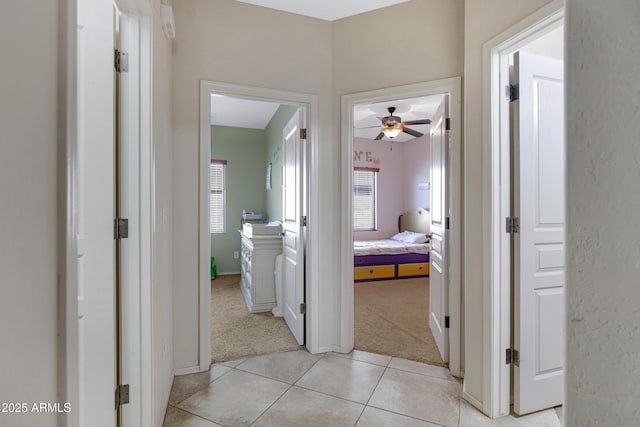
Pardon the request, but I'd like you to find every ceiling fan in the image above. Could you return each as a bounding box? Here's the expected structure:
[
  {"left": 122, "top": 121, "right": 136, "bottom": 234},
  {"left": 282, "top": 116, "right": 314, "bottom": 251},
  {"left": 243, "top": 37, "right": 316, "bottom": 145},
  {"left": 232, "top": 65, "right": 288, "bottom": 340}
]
[{"left": 371, "top": 106, "right": 431, "bottom": 140}]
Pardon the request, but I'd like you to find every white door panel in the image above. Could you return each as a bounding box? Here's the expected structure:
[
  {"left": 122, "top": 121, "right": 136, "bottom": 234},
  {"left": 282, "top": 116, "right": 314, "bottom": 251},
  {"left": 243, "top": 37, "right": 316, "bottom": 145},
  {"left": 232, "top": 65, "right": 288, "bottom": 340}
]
[
  {"left": 282, "top": 109, "right": 305, "bottom": 345},
  {"left": 429, "top": 97, "right": 449, "bottom": 363},
  {"left": 513, "top": 51, "right": 565, "bottom": 415},
  {"left": 77, "top": 1, "right": 117, "bottom": 425},
  {"left": 77, "top": 0, "right": 117, "bottom": 425}
]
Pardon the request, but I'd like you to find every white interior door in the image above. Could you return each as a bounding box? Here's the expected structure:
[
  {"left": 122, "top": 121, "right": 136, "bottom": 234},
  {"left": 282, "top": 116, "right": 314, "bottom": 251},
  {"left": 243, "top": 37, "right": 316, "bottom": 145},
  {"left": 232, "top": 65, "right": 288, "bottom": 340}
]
[
  {"left": 282, "top": 109, "right": 305, "bottom": 345},
  {"left": 77, "top": 0, "right": 117, "bottom": 425},
  {"left": 429, "top": 96, "right": 449, "bottom": 363},
  {"left": 513, "top": 51, "right": 565, "bottom": 415}
]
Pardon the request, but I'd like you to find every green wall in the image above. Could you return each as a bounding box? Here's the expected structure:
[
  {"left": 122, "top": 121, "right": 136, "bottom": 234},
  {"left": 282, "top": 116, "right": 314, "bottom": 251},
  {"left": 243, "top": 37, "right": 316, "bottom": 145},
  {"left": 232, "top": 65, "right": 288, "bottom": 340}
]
[
  {"left": 264, "top": 105, "right": 298, "bottom": 222},
  {"left": 211, "top": 125, "right": 266, "bottom": 273}
]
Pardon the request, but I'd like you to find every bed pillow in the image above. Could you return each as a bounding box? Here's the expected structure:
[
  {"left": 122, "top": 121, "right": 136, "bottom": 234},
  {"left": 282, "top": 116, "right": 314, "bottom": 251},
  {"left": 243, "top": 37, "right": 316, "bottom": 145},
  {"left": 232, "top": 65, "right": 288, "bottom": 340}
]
[
  {"left": 390, "top": 231, "right": 410, "bottom": 242},
  {"left": 391, "top": 231, "right": 428, "bottom": 244}
]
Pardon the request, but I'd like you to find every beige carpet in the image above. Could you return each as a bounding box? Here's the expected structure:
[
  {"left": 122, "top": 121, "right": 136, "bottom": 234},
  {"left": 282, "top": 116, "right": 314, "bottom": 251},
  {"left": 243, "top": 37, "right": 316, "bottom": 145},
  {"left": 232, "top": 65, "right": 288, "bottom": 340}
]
[
  {"left": 355, "top": 277, "right": 445, "bottom": 366},
  {"left": 211, "top": 275, "right": 301, "bottom": 363}
]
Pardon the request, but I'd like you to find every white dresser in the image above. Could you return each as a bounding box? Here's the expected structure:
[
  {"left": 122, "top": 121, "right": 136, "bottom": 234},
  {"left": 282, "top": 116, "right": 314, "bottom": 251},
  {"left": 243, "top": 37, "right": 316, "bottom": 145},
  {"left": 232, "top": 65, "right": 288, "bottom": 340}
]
[{"left": 239, "top": 224, "right": 282, "bottom": 313}]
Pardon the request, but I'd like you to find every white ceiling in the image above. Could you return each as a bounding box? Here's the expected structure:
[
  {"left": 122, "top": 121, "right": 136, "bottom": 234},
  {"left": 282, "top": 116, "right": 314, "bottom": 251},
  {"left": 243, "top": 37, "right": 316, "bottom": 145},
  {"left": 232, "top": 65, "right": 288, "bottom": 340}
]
[
  {"left": 354, "top": 94, "right": 444, "bottom": 142},
  {"left": 210, "top": 95, "right": 281, "bottom": 129},
  {"left": 235, "top": 0, "right": 411, "bottom": 21}
]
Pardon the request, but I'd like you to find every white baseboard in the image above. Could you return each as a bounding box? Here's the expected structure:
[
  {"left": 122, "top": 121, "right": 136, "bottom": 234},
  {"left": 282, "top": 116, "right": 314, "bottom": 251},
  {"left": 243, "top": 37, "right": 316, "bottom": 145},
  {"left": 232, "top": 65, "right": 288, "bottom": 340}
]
[
  {"left": 216, "top": 271, "right": 240, "bottom": 276},
  {"left": 174, "top": 365, "right": 205, "bottom": 376},
  {"left": 158, "top": 374, "right": 174, "bottom": 427},
  {"left": 462, "top": 389, "right": 484, "bottom": 412},
  {"left": 313, "top": 345, "right": 338, "bottom": 354}
]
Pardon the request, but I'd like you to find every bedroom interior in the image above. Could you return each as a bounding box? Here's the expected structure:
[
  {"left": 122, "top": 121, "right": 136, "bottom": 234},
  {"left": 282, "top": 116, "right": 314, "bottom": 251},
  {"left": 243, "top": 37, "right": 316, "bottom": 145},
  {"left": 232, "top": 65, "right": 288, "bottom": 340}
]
[
  {"left": 352, "top": 95, "right": 444, "bottom": 365},
  {"left": 210, "top": 94, "right": 301, "bottom": 362}
]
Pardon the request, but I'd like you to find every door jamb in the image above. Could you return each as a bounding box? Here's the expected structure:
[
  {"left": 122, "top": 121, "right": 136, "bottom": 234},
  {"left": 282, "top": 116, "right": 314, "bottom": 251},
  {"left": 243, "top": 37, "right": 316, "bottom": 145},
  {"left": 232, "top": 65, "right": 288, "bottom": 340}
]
[
  {"left": 199, "top": 81, "right": 320, "bottom": 367},
  {"left": 482, "top": 3, "right": 563, "bottom": 418},
  {"left": 340, "top": 78, "right": 463, "bottom": 377}
]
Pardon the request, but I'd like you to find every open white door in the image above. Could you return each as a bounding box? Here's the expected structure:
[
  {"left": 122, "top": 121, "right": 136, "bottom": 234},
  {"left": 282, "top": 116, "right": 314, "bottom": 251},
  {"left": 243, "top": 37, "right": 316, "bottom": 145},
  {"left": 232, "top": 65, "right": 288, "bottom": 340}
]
[
  {"left": 77, "top": 0, "right": 117, "bottom": 425},
  {"left": 513, "top": 51, "right": 565, "bottom": 415},
  {"left": 429, "top": 96, "right": 449, "bottom": 363},
  {"left": 282, "top": 109, "right": 305, "bottom": 345}
]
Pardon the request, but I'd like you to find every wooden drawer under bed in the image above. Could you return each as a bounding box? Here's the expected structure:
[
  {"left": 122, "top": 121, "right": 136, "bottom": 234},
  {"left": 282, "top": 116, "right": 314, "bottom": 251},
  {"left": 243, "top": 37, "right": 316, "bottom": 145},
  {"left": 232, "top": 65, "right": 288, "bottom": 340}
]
[
  {"left": 354, "top": 264, "right": 395, "bottom": 281},
  {"left": 398, "top": 262, "right": 430, "bottom": 277}
]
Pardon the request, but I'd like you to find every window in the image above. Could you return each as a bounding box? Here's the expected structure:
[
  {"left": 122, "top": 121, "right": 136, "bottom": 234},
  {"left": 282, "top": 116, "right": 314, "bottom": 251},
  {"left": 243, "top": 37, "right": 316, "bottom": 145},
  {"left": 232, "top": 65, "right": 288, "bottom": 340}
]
[
  {"left": 210, "top": 160, "right": 227, "bottom": 234},
  {"left": 353, "top": 167, "right": 378, "bottom": 231}
]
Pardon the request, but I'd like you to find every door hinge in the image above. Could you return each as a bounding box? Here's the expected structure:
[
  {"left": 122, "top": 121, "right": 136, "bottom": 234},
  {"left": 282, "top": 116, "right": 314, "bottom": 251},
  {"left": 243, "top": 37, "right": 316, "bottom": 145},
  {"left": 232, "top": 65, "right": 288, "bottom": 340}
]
[
  {"left": 114, "top": 218, "right": 129, "bottom": 239},
  {"left": 505, "top": 217, "right": 520, "bottom": 234},
  {"left": 445, "top": 316, "right": 450, "bottom": 329},
  {"left": 445, "top": 217, "right": 450, "bottom": 230},
  {"left": 300, "top": 303, "right": 307, "bottom": 314},
  {"left": 506, "top": 348, "right": 520, "bottom": 366},
  {"left": 115, "top": 384, "right": 130, "bottom": 407},
  {"left": 506, "top": 84, "right": 519, "bottom": 102},
  {"left": 299, "top": 128, "right": 307, "bottom": 139},
  {"left": 301, "top": 215, "right": 307, "bottom": 227},
  {"left": 114, "top": 49, "right": 129, "bottom": 73},
  {"left": 445, "top": 118, "right": 451, "bottom": 131}
]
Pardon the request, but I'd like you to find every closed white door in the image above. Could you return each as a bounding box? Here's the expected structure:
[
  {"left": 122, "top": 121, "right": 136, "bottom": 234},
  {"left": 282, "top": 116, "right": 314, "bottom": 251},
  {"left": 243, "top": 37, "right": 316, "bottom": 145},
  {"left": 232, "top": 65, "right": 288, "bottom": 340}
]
[
  {"left": 282, "top": 109, "right": 305, "bottom": 345},
  {"left": 77, "top": 0, "right": 117, "bottom": 425},
  {"left": 513, "top": 51, "right": 565, "bottom": 415},
  {"left": 429, "top": 96, "right": 449, "bottom": 363}
]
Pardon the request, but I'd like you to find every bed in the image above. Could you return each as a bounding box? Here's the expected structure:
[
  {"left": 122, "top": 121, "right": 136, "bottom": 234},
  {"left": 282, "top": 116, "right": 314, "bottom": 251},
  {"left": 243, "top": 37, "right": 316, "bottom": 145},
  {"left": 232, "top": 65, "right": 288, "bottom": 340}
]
[{"left": 354, "top": 208, "right": 431, "bottom": 282}]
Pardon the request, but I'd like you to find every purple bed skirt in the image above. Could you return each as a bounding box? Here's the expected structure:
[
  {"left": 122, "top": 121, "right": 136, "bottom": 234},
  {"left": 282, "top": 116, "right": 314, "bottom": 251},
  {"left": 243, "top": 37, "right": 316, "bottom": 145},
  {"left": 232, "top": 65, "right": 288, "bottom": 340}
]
[{"left": 354, "top": 252, "right": 429, "bottom": 266}]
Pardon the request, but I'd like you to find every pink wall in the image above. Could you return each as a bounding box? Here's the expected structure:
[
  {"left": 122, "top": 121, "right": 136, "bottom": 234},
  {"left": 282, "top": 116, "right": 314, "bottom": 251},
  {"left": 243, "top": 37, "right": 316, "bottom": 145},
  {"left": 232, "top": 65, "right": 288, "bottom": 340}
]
[
  {"left": 353, "top": 135, "right": 430, "bottom": 240},
  {"left": 403, "top": 135, "right": 430, "bottom": 212}
]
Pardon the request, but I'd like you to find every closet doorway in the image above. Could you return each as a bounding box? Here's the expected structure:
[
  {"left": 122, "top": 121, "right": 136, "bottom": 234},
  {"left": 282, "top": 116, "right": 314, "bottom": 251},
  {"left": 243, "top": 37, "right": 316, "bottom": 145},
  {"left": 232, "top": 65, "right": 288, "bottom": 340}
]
[
  {"left": 199, "top": 83, "right": 313, "bottom": 364},
  {"left": 341, "top": 78, "right": 463, "bottom": 375}
]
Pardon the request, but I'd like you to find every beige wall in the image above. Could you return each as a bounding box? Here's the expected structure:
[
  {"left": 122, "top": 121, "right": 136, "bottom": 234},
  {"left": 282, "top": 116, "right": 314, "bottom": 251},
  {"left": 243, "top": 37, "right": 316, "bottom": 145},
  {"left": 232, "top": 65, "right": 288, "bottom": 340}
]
[
  {"left": 0, "top": 2, "right": 59, "bottom": 426},
  {"left": 566, "top": 1, "right": 640, "bottom": 425},
  {"left": 171, "top": 0, "right": 334, "bottom": 370},
  {"left": 332, "top": 0, "right": 463, "bottom": 96},
  {"left": 152, "top": 0, "right": 175, "bottom": 423},
  {"left": 462, "top": 0, "right": 555, "bottom": 406}
]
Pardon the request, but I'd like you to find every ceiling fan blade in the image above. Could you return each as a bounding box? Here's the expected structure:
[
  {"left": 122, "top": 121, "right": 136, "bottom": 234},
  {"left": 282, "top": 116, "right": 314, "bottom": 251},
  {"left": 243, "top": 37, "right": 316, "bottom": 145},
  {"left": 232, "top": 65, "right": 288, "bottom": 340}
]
[
  {"left": 403, "top": 127, "right": 423, "bottom": 138},
  {"left": 354, "top": 125, "right": 382, "bottom": 129},
  {"left": 374, "top": 132, "right": 385, "bottom": 140},
  {"left": 403, "top": 119, "right": 431, "bottom": 126}
]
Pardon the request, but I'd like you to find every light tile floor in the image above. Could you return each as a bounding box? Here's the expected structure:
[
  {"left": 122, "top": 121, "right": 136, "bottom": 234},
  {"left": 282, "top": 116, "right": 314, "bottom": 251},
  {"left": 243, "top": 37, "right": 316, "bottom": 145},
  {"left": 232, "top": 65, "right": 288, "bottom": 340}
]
[{"left": 164, "top": 350, "right": 563, "bottom": 427}]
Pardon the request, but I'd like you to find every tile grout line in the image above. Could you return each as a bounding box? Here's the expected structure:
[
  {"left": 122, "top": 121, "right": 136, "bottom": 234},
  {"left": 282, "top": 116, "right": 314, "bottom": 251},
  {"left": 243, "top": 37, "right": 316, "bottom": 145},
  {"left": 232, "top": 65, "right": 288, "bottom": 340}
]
[
  {"left": 246, "top": 353, "right": 326, "bottom": 426},
  {"left": 168, "top": 404, "right": 224, "bottom": 426},
  {"left": 248, "top": 382, "right": 296, "bottom": 426}
]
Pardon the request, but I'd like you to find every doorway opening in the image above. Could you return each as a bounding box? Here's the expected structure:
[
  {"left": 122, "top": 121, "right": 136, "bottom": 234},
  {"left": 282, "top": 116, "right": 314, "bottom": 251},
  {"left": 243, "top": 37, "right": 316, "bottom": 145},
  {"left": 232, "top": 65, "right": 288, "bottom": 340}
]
[
  {"left": 341, "top": 78, "right": 463, "bottom": 377},
  {"left": 208, "top": 95, "right": 303, "bottom": 362},
  {"left": 350, "top": 94, "right": 445, "bottom": 367},
  {"left": 484, "top": 3, "right": 565, "bottom": 419},
  {"left": 199, "top": 81, "right": 319, "bottom": 370}
]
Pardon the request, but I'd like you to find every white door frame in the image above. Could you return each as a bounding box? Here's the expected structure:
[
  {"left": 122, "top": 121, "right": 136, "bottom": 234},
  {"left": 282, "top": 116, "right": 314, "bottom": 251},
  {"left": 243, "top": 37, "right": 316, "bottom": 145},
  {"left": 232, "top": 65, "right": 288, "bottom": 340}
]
[
  {"left": 482, "top": 2, "right": 563, "bottom": 418},
  {"left": 59, "top": 1, "right": 154, "bottom": 425},
  {"left": 199, "top": 81, "right": 320, "bottom": 366},
  {"left": 340, "top": 78, "right": 463, "bottom": 377}
]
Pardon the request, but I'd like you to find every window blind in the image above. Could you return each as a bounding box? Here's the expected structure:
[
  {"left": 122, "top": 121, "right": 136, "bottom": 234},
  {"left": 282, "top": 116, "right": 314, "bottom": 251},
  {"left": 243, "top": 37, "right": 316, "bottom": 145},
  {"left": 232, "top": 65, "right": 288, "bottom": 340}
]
[
  {"left": 353, "top": 168, "right": 378, "bottom": 231},
  {"left": 210, "top": 160, "right": 226, "bottom": 234}
]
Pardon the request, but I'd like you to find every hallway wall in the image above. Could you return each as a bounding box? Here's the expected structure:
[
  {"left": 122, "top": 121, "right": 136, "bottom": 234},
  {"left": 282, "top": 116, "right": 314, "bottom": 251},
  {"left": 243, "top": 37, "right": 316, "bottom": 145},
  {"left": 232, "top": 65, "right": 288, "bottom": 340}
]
[
  {"left": 171, "top": 0, "right": 335, "bottom": 370},
  {"left": 152, "top": 0, "right": 175, "bottom": 423},
  {"left": 0, "top": 2, "right": 59, "bottom": 426},
  {"left": 566, "top": 1, "right": 640, "bottom": 425},
  {"left": 462, "top": 0, "right": 555, "bottom": 408}
]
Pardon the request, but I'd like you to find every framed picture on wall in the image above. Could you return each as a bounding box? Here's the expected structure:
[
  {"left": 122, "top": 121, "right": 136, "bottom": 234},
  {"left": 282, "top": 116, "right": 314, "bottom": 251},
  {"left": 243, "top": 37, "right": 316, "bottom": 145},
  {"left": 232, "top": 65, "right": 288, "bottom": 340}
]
[{"left": 266, "top": 163, "right": 272, "bottom": 190}]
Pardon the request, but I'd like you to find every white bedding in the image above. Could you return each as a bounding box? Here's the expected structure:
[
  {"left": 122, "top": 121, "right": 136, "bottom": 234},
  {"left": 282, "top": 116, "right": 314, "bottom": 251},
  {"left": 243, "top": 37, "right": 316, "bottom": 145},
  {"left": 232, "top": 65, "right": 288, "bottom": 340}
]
[{"left": 354, "top": 239, "right": 430, "bottom": 256}]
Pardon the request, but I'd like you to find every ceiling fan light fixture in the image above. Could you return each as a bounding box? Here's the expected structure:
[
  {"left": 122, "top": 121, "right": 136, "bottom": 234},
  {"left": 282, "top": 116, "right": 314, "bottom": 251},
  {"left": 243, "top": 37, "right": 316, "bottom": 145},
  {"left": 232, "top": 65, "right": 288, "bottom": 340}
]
[{"left": 381, "top": 124, "right": 403, "bottom": 139}]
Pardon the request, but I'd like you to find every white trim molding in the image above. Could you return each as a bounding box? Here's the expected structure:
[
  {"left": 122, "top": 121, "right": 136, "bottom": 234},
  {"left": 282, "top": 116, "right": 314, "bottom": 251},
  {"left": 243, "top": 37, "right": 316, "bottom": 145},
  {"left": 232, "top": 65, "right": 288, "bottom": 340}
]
[
  {"left": 481, "top": 2, "right": 563, "bottom": 418},
  {"left": 340, "top": 78, "right": 464, "bottom": 376},
  {"left": 199, "top": 81, "right": 320, "bottom": 365}
]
